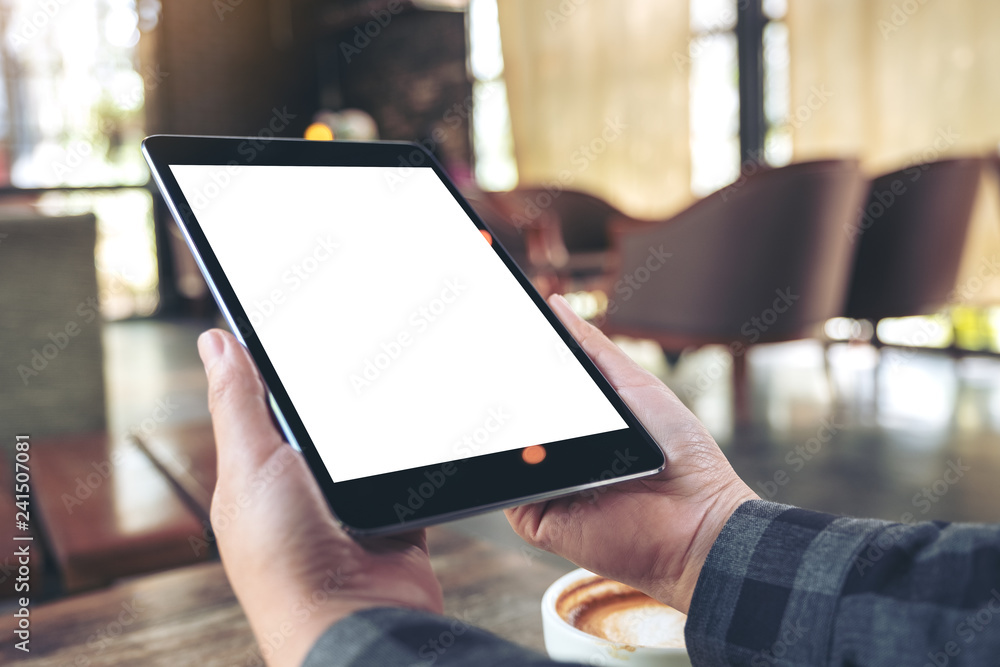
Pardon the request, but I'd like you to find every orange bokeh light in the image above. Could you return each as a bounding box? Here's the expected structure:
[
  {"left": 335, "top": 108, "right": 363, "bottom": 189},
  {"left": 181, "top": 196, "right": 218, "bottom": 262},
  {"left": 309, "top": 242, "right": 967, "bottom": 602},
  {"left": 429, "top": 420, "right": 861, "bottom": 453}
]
[
  {"left": 522, "top": 445, "right": 546, "bottom": 464},
  {"left": 480, "top": 229, "right": 492, "bottom": 245},
  {"left": 304, "top": 123, "right": 334, "bottom": 141}
]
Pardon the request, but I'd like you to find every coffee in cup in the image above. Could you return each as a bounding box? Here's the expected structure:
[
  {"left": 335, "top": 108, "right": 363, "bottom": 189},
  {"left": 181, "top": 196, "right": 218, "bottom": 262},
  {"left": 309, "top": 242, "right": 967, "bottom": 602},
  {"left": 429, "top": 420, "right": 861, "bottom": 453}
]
[
  {"left": 542, "top": 568, "right": 691, "bottom": 666},
  {"left": 556, "top": 574, "right": 686, "bottom": 649}
]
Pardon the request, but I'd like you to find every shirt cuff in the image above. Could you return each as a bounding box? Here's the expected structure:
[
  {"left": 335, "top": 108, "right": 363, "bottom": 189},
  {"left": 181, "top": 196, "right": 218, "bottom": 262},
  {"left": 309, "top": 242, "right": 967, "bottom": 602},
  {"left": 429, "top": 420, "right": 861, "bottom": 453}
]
[{"left": 684, "top": 499, "right": 885, "bottom": 665}]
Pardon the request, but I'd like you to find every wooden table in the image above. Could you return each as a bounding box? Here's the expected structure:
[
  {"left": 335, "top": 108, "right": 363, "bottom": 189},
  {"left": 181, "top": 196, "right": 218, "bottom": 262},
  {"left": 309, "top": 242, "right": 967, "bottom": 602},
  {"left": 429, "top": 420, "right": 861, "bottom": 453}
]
[
  {"left": 0, "top": 421, "right": 572, "bottom": 663},
  {"left": 0, "top": 526, "right": 570, "bottom": 665},
  {"left": 29, "top": 431, "right": 209, "bottom": 592},
  {"left": 132, "top": 422, "right": 218, "bottom": 522}
]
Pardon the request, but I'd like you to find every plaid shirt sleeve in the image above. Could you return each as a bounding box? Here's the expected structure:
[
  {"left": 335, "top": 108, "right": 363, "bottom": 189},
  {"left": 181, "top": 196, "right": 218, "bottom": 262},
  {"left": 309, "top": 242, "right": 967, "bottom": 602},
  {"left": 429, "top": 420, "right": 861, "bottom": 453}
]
[
  {"left": 300, "top": 606, "right": 569, "bottom": 667},
  {"left": 302, "top": 500, "right": 1000, "bottom": 666},
  {"left": 685, "top": 499, "right": 1000, "bottom": 666}
]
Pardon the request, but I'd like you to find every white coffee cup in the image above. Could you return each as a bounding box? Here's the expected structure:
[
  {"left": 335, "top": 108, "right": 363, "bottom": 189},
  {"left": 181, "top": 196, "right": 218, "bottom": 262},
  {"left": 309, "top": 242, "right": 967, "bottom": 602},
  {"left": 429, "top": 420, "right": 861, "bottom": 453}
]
[{"left": 541, "top": 568, "right": 692, "bottom": 666}]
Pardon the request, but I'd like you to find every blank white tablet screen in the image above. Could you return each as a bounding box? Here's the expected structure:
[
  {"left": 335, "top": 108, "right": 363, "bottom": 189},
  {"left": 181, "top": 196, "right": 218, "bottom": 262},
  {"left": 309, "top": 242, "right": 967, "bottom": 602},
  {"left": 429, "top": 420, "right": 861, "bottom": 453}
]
[{"left": 169, "top": 164, "right": 626, "bottom": 482}]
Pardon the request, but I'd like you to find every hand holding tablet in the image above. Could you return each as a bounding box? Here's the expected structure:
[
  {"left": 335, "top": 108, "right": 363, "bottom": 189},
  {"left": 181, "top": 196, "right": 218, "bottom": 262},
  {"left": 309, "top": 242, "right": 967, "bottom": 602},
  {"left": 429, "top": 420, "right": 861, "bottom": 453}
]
[
  {"left": 143, "top": 136, "right": 665, "bottom": 534},
  {"left": 198, "top": 289, "right": 755, "bottom": 667}
]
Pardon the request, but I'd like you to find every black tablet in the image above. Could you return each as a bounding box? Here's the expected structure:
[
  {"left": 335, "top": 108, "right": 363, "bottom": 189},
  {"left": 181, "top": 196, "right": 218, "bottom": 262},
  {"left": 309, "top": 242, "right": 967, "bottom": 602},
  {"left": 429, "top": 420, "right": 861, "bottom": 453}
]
[{"left": 142, "top": 135, "right": 665, "bottom": 535}]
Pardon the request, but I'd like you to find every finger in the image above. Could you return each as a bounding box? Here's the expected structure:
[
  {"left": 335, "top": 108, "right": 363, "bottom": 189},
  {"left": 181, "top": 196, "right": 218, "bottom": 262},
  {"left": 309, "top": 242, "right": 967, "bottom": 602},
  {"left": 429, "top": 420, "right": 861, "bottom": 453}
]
[
  {"left": 198, "top": 329, "right": 286, "bottom": 480},
  {"left": 548, "top": 294, "right": 661, "bottom": 391},
  {"left": 547, "top": 294, "right": 693, "bottom": 449}
]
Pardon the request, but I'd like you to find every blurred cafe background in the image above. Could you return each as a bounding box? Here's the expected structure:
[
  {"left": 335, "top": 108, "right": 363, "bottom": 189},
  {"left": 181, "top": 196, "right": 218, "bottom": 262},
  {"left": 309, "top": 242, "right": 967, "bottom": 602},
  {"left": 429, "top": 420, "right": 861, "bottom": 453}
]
[{"left": 1, "top": 0, "right": 999, "bottom": 663}]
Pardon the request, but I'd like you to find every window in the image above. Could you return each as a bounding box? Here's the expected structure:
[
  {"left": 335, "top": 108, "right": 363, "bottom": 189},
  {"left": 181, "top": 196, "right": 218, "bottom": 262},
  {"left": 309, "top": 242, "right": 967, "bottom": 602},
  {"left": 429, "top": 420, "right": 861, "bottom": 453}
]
[
  {"left": 688, "top": 0, "right": 789, "bottom": 196},
  {"left": 761, "top": 0, "right": 791, "bottom": 166},
  {"left": 0, "top": 0, "right": 161, "bottom": 318},
  {"left": 467, "top": 0, "right": 517, "bottom": 191}
]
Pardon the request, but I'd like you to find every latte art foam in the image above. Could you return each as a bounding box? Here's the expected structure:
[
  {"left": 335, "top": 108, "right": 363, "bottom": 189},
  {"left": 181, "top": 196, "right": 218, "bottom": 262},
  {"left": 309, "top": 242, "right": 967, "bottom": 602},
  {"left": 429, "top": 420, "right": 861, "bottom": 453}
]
[{"left": 556, "top": 576, "right": 687, "bottom": 649}]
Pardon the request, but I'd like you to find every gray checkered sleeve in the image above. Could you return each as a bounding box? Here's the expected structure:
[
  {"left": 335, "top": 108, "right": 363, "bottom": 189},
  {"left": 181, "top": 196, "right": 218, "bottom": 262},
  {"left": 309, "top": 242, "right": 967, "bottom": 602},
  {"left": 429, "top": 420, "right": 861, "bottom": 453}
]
[
  {"left": 300, "top": 606, "right": 568, "bottom": 666},
  {"left": 685, "top": 499, "right": 1000, "bottom": 666},
  {"left": 302, "top": 501, "right": 1000, "bottom": 666}
]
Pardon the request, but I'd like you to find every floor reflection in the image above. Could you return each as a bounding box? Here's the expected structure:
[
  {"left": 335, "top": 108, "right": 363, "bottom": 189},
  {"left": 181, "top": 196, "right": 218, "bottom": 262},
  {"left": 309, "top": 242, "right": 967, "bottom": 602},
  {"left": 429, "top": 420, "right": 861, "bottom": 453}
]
[{"left": 104, "top": 321, "right": 1000, "bottom": 559}]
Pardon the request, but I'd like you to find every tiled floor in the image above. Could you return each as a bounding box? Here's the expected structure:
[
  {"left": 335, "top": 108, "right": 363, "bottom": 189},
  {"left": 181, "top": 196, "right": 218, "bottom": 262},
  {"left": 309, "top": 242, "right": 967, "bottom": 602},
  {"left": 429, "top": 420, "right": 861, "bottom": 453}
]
[{"left": 104, "top": 319, "right": 1000, "bottom": 573}]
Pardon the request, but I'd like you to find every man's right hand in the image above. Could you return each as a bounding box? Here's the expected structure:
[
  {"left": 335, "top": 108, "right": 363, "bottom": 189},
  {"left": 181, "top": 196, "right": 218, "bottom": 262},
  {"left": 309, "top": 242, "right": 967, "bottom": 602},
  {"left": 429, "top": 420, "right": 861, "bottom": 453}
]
[{"left": 505, "top": 295, "right": 758, "bottom": 613}]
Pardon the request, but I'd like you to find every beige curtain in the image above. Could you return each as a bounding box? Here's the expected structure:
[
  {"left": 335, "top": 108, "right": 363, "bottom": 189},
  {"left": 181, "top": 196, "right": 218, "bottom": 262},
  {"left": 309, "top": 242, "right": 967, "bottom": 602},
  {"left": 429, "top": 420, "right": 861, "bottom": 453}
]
[
  {"left": 787, "top": 0, "right": 1000, "bottom": 304},
  {"left": 496, "top": 0, "right": 691, "bottom": 220}
]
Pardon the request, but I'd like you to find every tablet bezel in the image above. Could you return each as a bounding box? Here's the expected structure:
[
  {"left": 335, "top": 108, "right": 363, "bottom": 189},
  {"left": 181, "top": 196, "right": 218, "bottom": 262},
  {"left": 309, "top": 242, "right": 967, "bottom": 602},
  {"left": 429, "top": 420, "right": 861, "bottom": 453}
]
[{"left": 142, "top": 135, "right": 665, "bottom": 535}]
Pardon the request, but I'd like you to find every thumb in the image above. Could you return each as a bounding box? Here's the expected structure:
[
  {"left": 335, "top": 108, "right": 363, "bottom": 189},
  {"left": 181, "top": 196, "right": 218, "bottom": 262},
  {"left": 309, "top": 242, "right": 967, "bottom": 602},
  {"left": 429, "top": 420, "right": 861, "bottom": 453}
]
[
  {"left": 198, "top": 329, "right": 287, "bottom": 483},
  {"left": 547, "top": 294, "right": 662, "bottom": 392}
]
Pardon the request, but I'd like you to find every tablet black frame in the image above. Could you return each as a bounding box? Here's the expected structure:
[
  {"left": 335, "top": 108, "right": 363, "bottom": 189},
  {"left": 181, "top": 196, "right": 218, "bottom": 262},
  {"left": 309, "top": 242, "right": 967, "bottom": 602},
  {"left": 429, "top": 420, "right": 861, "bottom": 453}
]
[{"left": 142, "top": 135, "right": 665, "bottom": 535}]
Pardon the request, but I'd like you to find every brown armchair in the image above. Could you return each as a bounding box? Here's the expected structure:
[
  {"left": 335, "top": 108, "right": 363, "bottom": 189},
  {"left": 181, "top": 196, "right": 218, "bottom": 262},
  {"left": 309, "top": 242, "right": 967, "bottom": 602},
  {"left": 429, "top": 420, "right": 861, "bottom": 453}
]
[
  {"left": 487, "top": 187, "right": 641, "bottom": 292},
  {"left": 462, "top": 188, "right": 560, "bottom": 297},
  {"left": 844, "top": 157, "right": 985, "bottom": 327},
  {"left": 599, "top": 160, "right": 867, "bottom": 423}
]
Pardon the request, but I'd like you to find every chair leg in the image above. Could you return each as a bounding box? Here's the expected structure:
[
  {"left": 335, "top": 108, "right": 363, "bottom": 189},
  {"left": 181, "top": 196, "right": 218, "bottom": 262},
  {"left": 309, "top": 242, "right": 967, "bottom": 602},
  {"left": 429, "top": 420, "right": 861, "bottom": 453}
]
[
  {"left": 872, "top": 345, "right": 883, "bottom": 420},
  {"left": 823, "top": 340, "right": 838, "bottom": 407},
  {"left": 870, "top": 321, "right": 883, "bottom": 420},
  {"left": 661, "top": 347, "right": 682, "bottom": 370},
  {"left": 732, "top": 350, "right": 751, "bottom": 427}
]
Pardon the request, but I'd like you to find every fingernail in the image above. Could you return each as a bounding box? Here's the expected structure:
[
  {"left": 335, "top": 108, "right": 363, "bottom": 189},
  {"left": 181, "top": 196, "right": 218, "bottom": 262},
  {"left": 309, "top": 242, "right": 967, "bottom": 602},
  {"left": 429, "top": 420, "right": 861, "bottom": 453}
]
[
  {"left": 549, "top": 294, "right": 576, "bottom": 317},
  {"left": 198, "top": 330, "right": 225, "bottom": 371}
]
